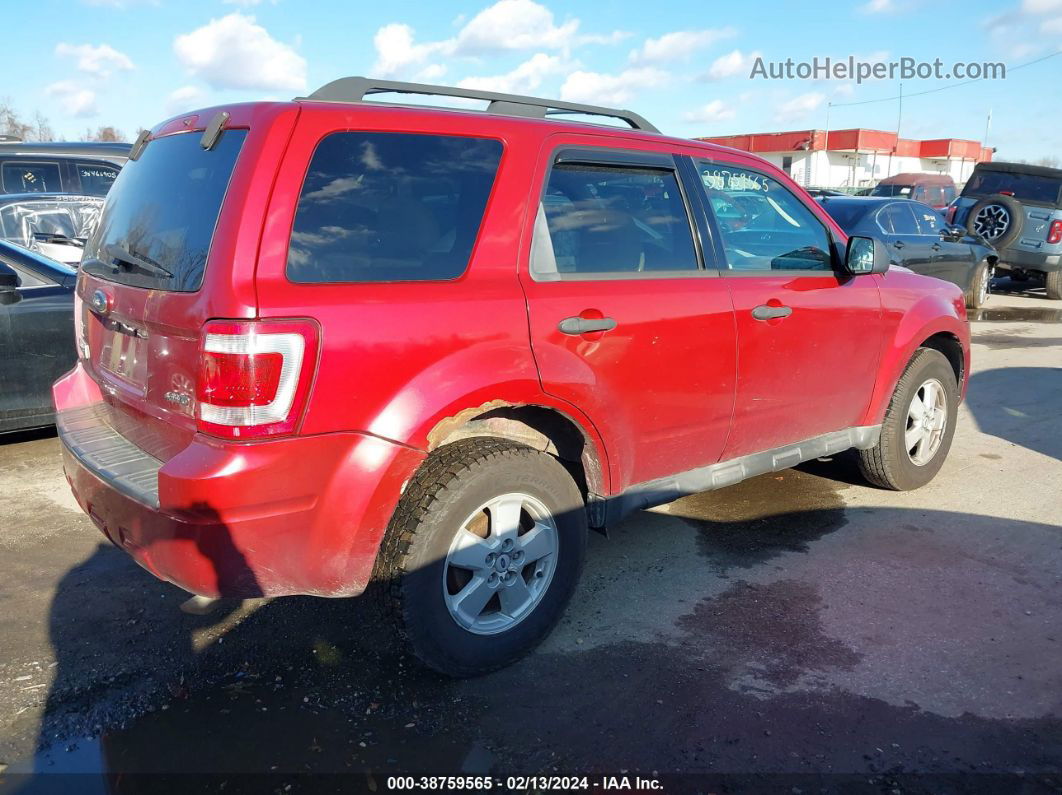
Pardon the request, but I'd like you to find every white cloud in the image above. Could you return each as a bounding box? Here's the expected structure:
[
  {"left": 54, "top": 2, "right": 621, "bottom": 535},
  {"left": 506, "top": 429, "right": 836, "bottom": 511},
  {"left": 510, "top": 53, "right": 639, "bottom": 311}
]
[
  {"left": 166, "top": 85, "right": 206, "bottom": 115},
  {"left": 1023, "top": 0, "right": 1062, "bottom": 12},
  {"left": 703, "top": 49, "right": 762, "bottom": 80},
  {"left": 173, "top": 13, "right": 307, "bottom": 92},
  {"left": 371, "top": 0, "right": 625, "bottom": 78},
  {"left": 1041, "top": 15, "right": 1062, "bottom": 31},
  {"left": 628, "top": 27, "right": 736, "bottom": 64},
  {"left": 459, "top": 53, "right": 569, "bottom": 94},
  {"left": 775, "top": 91, "right": 825, "bottom": 122},
  {"left": 681, "top": 100, "right": 736, "bottom": 124},
  {"left": 371, "top": 23, "right": 451, "bottom": 78},
  {"left": 559, "top": 67, "right": 669, "bottom": 105},
  {"left": 860, "top": 0, "right": 896, "bottom": 13},
  {"left": 224, "top": 0, "right": 278, "bottom": 5},
  {"left": 46, "top": 81, "right": 98, "bottom": 117},
  {"left": 55, "top": 43, "right": 134, "bottom": 78}
]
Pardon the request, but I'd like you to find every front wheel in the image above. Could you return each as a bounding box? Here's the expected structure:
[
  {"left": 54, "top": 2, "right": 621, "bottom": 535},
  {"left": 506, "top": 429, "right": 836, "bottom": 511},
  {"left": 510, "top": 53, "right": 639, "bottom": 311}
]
[
  {"left": 374, "top": 438, "right": 587, "bottom": 677},
  {"left": 858, "top": 348, "right": 959, "bottom": 491},
  {"left": 965, "top": 260, "right": 991, "bottom": 309},
  {"left": 1046, "top": 270, "right": 1062, "bottom": 301}
]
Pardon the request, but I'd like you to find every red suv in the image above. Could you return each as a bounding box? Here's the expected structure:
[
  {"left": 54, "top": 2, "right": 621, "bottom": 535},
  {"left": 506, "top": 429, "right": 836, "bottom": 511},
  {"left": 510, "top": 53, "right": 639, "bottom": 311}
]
[{"left": 53, "top": 78, "right": 970, "bottom": 676}]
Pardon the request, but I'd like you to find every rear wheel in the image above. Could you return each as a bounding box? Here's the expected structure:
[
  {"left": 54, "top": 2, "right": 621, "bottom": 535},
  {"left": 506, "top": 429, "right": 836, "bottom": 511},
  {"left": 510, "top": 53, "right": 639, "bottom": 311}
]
[
  {"left": 1046, "top": 270, "right": 1062, "bottom": 301},
  {"left": 858, "top": 348, "right": 959, "bottom": 491},
  {"left": 964, "top": 260, "right": 991, "bottom": 309},
  {"left": 374, "top": 438, "right": 587, "bottom": 677}
]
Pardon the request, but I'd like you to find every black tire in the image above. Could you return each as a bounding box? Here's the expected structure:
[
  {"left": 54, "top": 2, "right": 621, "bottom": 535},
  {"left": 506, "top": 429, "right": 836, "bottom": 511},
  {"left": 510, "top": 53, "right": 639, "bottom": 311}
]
[
  {"left": 964, "top": 260, "right": 991, "bottom": 309},
  {"left": 374, "top": 438, "right": 587, "bottom": 677},
  {"left": 966, "top": 194, "right": 1024, "bottom": 249},
  {"left": 1046, "top": 270, "right": 1062, "bottom": 301},
  {"left": 858, "top": 348, "right": 959, "bottom": 491}
]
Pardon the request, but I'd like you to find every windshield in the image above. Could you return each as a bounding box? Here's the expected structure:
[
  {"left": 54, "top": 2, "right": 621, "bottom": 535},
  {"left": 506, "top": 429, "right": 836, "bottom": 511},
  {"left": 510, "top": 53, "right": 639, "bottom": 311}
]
[
  {"left": 962, "top": 170, "right": 1062, "bottom": 205},
  {"left": 871, "top": 184, "right": 913, "bottom": 197},
  {"left": 82, "top": 130, "right": 246, "bottom": 291}
]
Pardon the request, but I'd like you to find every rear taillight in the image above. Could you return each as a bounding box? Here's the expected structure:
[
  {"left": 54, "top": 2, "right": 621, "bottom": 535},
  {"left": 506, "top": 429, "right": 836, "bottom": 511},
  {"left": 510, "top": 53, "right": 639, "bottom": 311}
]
[
  {"left": 945, "top": 204, "right": 957, "bottom": 225},
  {"left": 196, "top": 319, "right": 319, "bottom": 439},
  {"left": 1047, "top": 220, "right": 1062, "bottom": 245}
]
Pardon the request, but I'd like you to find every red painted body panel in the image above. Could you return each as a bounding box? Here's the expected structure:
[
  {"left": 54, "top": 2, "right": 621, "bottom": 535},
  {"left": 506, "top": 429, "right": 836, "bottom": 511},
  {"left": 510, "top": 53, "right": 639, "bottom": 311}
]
[
  {"left": 53, "top": 98, "right": 972, "bottom": 599},
  {"left": 56, "top": 363, "right": 424, "bottom": 597}
]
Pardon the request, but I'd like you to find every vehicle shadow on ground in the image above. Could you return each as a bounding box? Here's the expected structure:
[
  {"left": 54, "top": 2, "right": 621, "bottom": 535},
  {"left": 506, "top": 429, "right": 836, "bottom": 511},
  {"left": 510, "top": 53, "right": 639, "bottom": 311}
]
[
  {"left": 966, "top": 366, "right": 1062, "bottom": 461},
  {"left": 19, "top": 463, "right": 1062, "bottom": 791}
]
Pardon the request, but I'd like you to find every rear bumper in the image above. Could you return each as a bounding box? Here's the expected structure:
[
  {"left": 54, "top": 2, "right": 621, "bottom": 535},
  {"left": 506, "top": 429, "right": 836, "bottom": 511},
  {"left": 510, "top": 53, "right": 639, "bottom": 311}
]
[
  {"left": 995, "top": 248, "right": 1062, "bottom": 272},
  {"left": 54, "top": 364, "right": 425, "bottom": 598}
]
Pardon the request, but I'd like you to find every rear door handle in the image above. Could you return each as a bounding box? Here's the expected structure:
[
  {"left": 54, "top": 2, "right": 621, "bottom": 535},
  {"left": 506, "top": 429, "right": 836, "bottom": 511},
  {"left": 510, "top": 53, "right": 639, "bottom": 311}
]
[
  {"left": 931, "top": 243, "right": 942, "bottom": 251},
  {"left": 751, "top": 305, "right": 793, "bottom": 321},
  {"left": 892, "top": 240, "right": 905, "bottom": 249},
  {"left": 558, "top": 316, "right": 617, "bottom": 335}
]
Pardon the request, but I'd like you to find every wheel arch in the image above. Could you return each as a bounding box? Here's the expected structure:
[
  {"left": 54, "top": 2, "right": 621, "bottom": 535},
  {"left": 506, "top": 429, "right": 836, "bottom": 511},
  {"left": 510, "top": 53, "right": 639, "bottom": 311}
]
[{"left": 426, "top": 402, "right": 610, "bottom": 519}]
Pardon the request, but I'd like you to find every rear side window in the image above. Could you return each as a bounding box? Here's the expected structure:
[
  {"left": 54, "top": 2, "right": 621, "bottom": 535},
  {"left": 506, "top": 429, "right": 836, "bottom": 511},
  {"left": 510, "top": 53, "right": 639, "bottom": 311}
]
[
  {"left": 531, "top": 163, "right": 699, "bottom": 278},
  {"left": 82, "top": 130, "right": 246, "bottom": 292},
  {"left": 2, "top": 161, "right": 62, "bottom": 193},
  {"left": 287, "top": 132, "right": 503, "bottom": 283},
  {"left": 76, "top": 162, "right": 120, "bottom": 197}
]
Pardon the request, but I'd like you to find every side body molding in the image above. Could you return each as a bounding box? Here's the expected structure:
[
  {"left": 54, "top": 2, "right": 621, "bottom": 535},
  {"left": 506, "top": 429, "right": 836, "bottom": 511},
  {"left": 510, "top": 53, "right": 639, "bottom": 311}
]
[{"left": 603, "top": 425, "right": 882, "bottom": 525}]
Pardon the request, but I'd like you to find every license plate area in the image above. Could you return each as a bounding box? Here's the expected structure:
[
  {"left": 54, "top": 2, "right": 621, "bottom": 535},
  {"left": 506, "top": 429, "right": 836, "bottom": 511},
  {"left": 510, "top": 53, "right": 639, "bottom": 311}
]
[{"left": 97, "top": 319, "right": 149, "bottom": 391}]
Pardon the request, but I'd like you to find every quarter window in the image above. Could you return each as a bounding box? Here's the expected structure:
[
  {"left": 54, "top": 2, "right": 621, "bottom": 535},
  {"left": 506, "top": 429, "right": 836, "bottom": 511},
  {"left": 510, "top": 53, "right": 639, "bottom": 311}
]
[
  {"left": 287, "top": 132, "right": 503, "bottom": 283},
  {"left": 694, "top": 160, "right": 832, "bottom": 271},
  {"left": 531, "top": 163, "right": 699, "bottom": 278}
]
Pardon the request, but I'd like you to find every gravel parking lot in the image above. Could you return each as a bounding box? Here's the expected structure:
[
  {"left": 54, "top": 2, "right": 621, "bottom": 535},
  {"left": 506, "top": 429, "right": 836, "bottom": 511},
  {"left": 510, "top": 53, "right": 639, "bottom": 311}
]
[{"left": 0, "top": 280, "right": 1059, "bottom": 791}]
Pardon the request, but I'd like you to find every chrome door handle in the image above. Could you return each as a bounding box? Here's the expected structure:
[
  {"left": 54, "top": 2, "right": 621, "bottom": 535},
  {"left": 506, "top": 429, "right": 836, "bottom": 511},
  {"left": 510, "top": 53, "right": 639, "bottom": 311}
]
[
  {"left": 558, "top": 316, "right": 617, "bottom": 335},
  {"left": 751, "top": 305, "right": 793, "bottom": 321}
]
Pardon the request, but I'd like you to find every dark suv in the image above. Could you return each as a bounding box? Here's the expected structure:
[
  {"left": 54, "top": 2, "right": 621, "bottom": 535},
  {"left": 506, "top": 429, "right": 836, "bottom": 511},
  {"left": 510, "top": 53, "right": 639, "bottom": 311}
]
[
  {"left": 53, "top": 78, "right": 970, "bottom": 676},
  {"left": 947, "top": 161, "right": 1062, "bottom": 299},
  {"left": 0, "top": 140, "right": 129, "bottom": 198}
]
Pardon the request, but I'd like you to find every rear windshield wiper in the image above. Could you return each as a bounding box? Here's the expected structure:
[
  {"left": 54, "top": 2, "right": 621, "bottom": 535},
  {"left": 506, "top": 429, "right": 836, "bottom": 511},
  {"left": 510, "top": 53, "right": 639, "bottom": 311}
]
[
  {"left": 103, "top": 245, "right": 174, "bottom": 279},
  {"left": 32, "top": 232, "right": 86, "bottom": 247}
]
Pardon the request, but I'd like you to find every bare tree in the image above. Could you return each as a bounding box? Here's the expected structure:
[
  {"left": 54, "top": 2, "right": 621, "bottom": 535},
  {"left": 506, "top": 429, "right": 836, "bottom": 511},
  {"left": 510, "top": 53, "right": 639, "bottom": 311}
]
[
  {"left": 83, "top": 126, "right": 127, "bottom": 143},
  {"left": 1034, "top": 156, "right": 1061, "bottom": 169}
]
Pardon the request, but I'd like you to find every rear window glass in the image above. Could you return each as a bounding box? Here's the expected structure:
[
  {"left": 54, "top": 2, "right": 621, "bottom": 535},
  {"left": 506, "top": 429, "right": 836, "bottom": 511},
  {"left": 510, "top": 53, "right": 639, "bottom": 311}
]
[
  {"left": 286, "top": 132, "right": 503, "bottom": 283},
  {"left": 82, "top": 130, "right": 246, "bottom": 292},
  {"left": 818, "top": 200, "right": 872, "bottom": 232},
  {"left": 2, "top": 161, "right": 62, "bottom": 193},
  {"left": 871, "top": 184, "right": 913, "bottom": 197},
  {"left": 76, "top": 162, "right": 120, "bottom": 197},
  {"left": 962, "top": 170, "right": 1062, "bottom": 205}
]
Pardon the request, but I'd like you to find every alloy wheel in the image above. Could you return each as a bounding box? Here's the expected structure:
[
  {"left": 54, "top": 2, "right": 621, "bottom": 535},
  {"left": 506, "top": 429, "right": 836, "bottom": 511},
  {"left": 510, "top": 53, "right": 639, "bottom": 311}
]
[
  {"left": 972, "top": 204, "right": 1011, "bottom": 241},
  {"left": 905, "top": 378, "right": 948, "bottom": 466},
  {"left": 442, "top": 493, "right": 559, "bottom": 635}
]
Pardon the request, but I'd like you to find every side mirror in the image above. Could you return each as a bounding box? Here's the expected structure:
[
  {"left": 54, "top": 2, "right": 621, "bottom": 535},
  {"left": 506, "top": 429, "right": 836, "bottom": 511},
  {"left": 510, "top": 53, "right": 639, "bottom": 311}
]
[
  {"left": 844, "top": 235, "right": 890, "bottom": 275},
  {"left": 942, "top": 226, "right": 965, "bottom": 241}
]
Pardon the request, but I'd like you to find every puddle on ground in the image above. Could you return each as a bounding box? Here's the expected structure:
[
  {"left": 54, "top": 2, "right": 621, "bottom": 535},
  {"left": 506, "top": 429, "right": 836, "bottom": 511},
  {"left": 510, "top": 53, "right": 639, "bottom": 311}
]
[
  {"left": 969, "top": 306, "right": 1062, "bottom": 323},
  {"left": 657, "top": 462, "right": 851, "bottom": 568}
]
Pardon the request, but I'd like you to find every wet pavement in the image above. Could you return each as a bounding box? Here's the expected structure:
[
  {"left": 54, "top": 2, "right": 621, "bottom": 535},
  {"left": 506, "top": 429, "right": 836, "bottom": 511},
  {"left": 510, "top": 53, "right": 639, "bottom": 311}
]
[{"left": 1, "top": 290, "right": 1060, "bottom": 793}]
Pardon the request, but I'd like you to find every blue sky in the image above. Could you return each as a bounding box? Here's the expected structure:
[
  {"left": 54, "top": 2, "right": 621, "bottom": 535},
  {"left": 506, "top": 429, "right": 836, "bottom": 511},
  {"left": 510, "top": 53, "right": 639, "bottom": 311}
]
[{"left": 7, "top": 0, "right": 1062, "bottom": 160}]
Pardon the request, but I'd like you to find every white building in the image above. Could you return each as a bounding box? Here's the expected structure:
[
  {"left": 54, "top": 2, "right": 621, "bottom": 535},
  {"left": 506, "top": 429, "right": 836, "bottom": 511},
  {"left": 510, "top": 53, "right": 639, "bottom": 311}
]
[{"left": 697, "top": 128, "right": 992, "bottom": 189}]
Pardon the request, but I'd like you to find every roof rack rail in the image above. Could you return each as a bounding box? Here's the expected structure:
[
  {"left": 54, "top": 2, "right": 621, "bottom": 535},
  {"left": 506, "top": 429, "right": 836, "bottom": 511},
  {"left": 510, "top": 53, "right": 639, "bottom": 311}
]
[{"left": 299, "top": 76, "right": 660, "bottom": 133}]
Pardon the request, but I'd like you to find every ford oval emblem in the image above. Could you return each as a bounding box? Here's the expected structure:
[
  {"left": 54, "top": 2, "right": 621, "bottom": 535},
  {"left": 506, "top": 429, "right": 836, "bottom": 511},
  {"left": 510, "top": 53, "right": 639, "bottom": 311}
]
[{"left": 90, "top": 289, "right": 109, "bottom": 316}]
